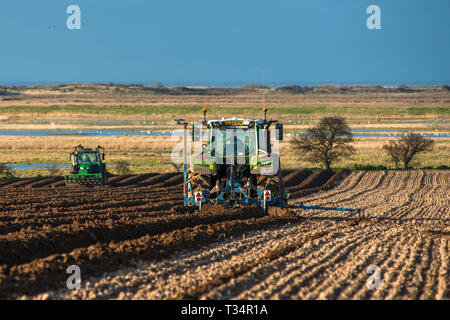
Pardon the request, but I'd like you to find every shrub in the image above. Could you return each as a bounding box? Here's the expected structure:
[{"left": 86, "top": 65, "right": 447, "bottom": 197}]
[
  {"left": 0, "top": 164, "right": 16, "bottom": 180},
  {"left": 352, "top": 164, "right": 388, "bottom": 171},
  {"left": 240, "top": 84, "right": 269, "bottom": 89},
  {"left": 114, "top": 160, "right": 131, "bottom": 175},
  {"left": 383, "top": 133, "right": 434, "bottom": 169}
]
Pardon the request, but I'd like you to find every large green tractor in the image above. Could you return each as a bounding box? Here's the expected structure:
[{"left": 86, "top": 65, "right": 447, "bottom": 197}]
[
  {"left": 65, "top": 145, "right": 108, "bottom": 186},
  {"left": 181, "top": 107, "right": 287, "bottom": 210}
]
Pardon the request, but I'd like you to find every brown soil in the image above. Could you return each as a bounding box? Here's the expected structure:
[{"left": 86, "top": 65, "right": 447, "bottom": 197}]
[
  {"left": 1, "top": 170, "right": 448, "bottom": 300},
  {"left": 0, "top": 169, "right": 328, "bottom": 298},
  {"left": 283, "top": 169, "right": 312, "bottom": 187},
  {"left": 288, "top": 169, "right": 349, "bottom": 198},
  {"left": 290, "top": 169, "right": 335, "bottom": 191}
]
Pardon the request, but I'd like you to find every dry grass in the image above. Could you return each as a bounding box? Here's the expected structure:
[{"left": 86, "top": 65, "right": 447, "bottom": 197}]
[
  {"left": 1, "top": 136, "right": 448, "bottom": 178},
  {"left": 0, "top": 136, "right": 176, "bottom": 152}
]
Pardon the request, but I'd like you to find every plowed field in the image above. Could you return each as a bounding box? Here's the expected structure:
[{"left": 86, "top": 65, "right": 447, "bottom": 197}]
[{"left": 0, "top": 170, "right": 448, "bottom": 300}]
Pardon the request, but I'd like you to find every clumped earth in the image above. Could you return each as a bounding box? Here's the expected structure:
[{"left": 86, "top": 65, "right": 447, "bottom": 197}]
[{"left": 0, "top": 169, "right": 448, "bottom": 300}]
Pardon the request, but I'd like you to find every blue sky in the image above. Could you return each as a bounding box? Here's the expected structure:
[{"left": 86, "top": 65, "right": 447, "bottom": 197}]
[{"left": 0, "top": 0, "right": 449, "bottom": 86}]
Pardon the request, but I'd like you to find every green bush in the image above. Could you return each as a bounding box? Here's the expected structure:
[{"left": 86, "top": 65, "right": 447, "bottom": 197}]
[
  {"left": 0, "top": 164, "right": 16, "bottom": 179},
  {"left": 0, "top": 172, "right": 16, "bottom": 179}
]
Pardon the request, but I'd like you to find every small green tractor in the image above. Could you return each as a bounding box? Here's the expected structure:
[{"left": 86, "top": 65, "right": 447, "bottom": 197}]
[{"left": 64, "top": 145, "right": 108, "bottom": 186}]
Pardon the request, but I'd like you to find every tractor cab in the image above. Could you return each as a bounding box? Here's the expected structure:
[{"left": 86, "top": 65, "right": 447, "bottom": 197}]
[
  {"left": 203, "top": 119, "right": 256, "bottom": 163},
  {"left": 192, "top": 117, "right": 283, "bottom": 176},
  {"left": 77, "top": 152, "right": 101, "bottom": 165},
  {"left": 69, "top": 146, "right": 104, "bottom": 171}
]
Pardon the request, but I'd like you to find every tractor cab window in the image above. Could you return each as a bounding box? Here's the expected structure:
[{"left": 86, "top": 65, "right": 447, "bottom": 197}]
[
  {"left": 210, "top": 128, "right": 256, "bottom": 157},
  {"left": 78, "top": 152, "right": 99, "bottom": 164}
]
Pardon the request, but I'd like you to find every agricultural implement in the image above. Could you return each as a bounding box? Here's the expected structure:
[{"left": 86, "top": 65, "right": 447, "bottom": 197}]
[
  {"left": 289, "top": 200, "right": 364, "bottom": 220},
  {"left": 64, "top": 145, "right": 109, "bottom": 186},
  {"left": 175, "top": 107, "right": 362, "bottom": 218}
]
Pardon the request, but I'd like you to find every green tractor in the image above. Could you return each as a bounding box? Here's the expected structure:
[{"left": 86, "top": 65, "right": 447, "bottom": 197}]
[
  {"left": 180, "top": 106, "right": 286, "bottom": 211},
  {"left": 65, "top": 145, "right": 108, "bottom": 186}
]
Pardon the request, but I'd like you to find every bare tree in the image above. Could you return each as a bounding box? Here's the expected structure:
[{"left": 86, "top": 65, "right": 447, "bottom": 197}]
[
  {"left": 383, "top": 133, "right": 434, "bottom": 169},
  {"left": 383, "top": 143, "right": 402, "bottom": 168},
  {"left": 291, "top": 116, "right": 355, "bottom": 170}
]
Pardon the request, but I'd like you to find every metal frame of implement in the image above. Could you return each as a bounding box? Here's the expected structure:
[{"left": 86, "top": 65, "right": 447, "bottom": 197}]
[
  {"left": 185, "top": 176, "right": 282, "bottom": 214},
  {"left": 289, "top": 199, "right": 364, "bottom": 219}
]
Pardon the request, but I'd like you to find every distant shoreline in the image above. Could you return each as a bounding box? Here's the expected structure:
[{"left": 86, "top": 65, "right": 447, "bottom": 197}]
[
  {"left": 1, "top": 83, "right": 449, "bottom": 96},
  {"left": 0, "top": 81, "right": 448, "bottom": 89}
]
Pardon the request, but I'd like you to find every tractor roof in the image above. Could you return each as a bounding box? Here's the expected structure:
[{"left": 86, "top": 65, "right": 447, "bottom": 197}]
[{"left": 206, "top": 118, "right": 264, "bottom": 127}]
